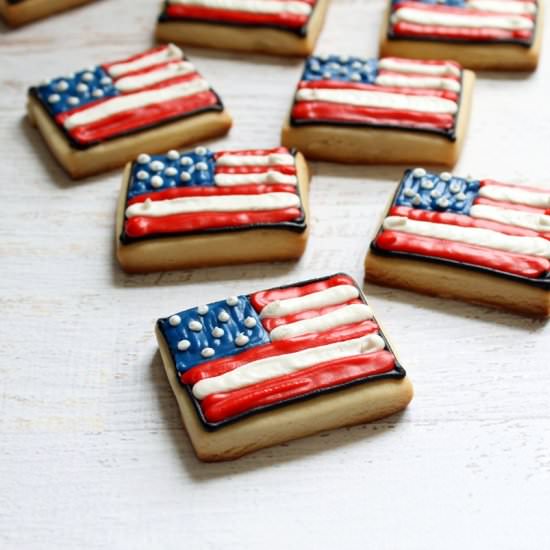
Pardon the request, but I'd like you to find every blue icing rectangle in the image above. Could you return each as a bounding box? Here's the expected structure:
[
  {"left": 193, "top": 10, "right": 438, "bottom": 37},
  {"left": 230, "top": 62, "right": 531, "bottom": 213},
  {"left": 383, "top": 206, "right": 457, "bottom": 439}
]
[
  {"left": 302, "top": 55, "right": 378, "bottom": 84},
  {"left": 36, "top": 66, "right": 119, "bottom": 116},
  {"left": 395, "top": 169, "right": 480, "bottom": 215},
  {"left": 127, "top": 147, "right": 215, "bottom": 199},
  {"left": 158, "top": 295, "right": 270, "bottom": 374}
]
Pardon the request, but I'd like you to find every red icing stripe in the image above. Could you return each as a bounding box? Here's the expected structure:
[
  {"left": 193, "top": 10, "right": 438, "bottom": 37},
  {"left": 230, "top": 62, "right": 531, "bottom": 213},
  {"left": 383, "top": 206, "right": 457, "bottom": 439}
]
[
  {"left": 125, "top": 207, "right": 302, "bottom": 238},
  {"left": 473, "top": 197, "right": 549, "bottom": 214},
  {"left": 103, "top": 45, "right": 171, "bottom": 72},
  {"left": 181, "top": 320, "right": 379, "bottom": 385},
  {"left": 261, "top": 299, "right": 364, "bottom": 331},
  {"left": 389, "top": 206, "right": 550, "bottom": 240},
  {"left": 375, "top": 230, "right": 550, "bottom": 278},
  {"left": 165, "top": 5, "right": 310, "bottom": 29},
  {"left": 127, "top": 184, "right": 298, "bottom": 206},
  {"left": 291, "top": 101, "right": 455, "bottom": 130},
  {"left": 250, "top": 273, "right": 356, "bottom": 310},
  {"left": 214, "top": 147, "right": 291, "bottom": 158},
  {"left": 215, "top": 165, "right": 297, "bottom": 175},
  {"left": 201, "top": 350, "right": 396, "bottom": 423}
]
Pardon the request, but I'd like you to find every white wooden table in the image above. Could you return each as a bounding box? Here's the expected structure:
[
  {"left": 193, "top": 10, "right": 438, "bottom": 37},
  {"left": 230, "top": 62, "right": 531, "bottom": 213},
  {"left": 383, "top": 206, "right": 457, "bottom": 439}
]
[{"left": 2, "top": 1, "right": 550, "bottom": 548}]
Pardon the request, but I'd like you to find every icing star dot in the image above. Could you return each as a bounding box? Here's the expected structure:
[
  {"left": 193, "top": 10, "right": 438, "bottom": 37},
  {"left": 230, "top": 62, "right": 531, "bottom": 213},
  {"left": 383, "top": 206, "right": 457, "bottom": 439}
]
[
  {"left": 92, "top": 89, "right": 104, "bottom": 98},
  {"left": 339, "top": 55, "right": 349, "bottom": 63},
  {"left": 48, "top": 94, "right": 61, "bottom": 103},
  {"left": 431, "top": 190, "right": 442, "bottom": 199},
  {"left": 235, "top": 334, "right": 249, "bottom": 347},
  {"left": 211, "top": 327, "right": 224, "bottom": 338},
  {"left": 201, "top": 347, "right": 215, "bottom": 358},
  {"left": 411, "top": 195, "right": 422, "bottom": 206},
  {"left": 350, "top": 73, "right": 362, "bottom": 81},
  {"left": 82, "top": 72, "right": 95, "bottom": 82},
  {"left": 440, "top": 172, "right": 452, "bottom": 182},
  {"left": 351, "top": 61, "right": 363, "bottom": 70},
  {"left": 404, "top": 188, "right": 416, "bottom": 198},
  {"left": 309, "top": 61, "right": 321, "bottom": 72},
  {"left": 168, "top": 315, "right": 181, "bottom": 326},
  {"left": 226, "top": 296, "right": 238, "bottom": 306},
  {"left": 76, "top": 83, "right": 88, "bottom": 93},
  {"left": 167, "top": 150, "right": 180, "bottom": 160},
  {"left": 449, "top": 182, "right": 462, "bottom": 194},
  {"left": 195, "top": 162, "right": 208, "bottom": 171},
  {"left": 437, "top": 197, "right": 449, "bottom": 209},
  {"left": 136, "top": 170, "right": 148, "bottom": 181},
  {"left": 323, "top": 71, "right": 332, "bottom": 79},
  {"left": 456, "top": 192, "right": 467, "bottom": 201},
  {"left": 328, "top": 62, "right": 340, "bottom": 70},
  {"left": 195, "top": 146, "right": 207, "bottom": 156},
  {"left": 151, "top": 175, "right": 163, "bottom": 188},
  {"left": 218, "top": 310, "right": 230, "bottom": 322},
  {"left": 188, "top": 320, "right": 202, "bottom": 332},
  {"left": 244, "top": 317, "right": 257, "bottom": 329},
  {"left": 421, "top": 178, "right": 434, "bottom": 190},
  {"left": 177, "top": 339, "right": 190, "bottom": 351},
  {"left": 165, "top": 167, "right": 178, "bottom": 177},
  {"left": 67, "top": 97, "right": 79, "bottom": 106},
  {"left": 412, "top": 168, "right": 426, "bottom": 178},
  {"left": 55, "top": 80, "right": 69, "bottom": 92},
  {"left": 180, "top": 156, "right": 193, "bottom": 166},
  {"left": 150, "top": 160, "right": 165, "bottom": 172},
  {"left": 197, "top": 305, "right": 209, "bottom": 315},
  {"left": 180, "top": 172, "right": 191, "bottom": 182},
  {"left": 100, "top": 76, "right": 112, "bottom": 86},
  {"left": 137, "top": 154, "right": 151, "bottom": 164}
]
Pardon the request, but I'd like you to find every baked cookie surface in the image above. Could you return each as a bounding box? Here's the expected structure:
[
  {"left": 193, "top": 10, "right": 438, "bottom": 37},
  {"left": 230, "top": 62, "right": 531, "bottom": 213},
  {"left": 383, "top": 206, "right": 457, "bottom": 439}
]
[
  {"left": 155, "top": 0, "right": 331, "bottom": 56},
  {"left": 365, "top": 168, "right": 550, "bottom": 316},
  {"left": 116, "top": 146, "right": 310, "bottom": 272},
  {"left": 27, "top": 44, "right": 232, "bottom": 178},
  {"left": 156, "top": 273, "right": 413, "bottom": 461},
  {"left": 0, "top": 0, "right": 94, "bottom": 26},
  {"left": 380, "top": 0, "right": 543, "bottom": 70},
  {"left": 281, "top": 54, "right": 474, "bottom": 166}
]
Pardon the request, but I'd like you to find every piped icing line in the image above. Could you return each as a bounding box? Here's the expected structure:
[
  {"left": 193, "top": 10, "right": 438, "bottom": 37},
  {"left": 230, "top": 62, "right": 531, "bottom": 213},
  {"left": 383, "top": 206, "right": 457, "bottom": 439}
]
[
  {"left": 106, "top": 44, "right": 184, "bottom": 78},
  {"left": 378, "top": 57, "right": 461, "bottom": 77},
  {"left": 479, "top": 184, "right": 550, "bottom": 208},
  {"left": 216, "top": 153, "right": 296, "bottom": 167},
  {"left": 467, "top": 0, "right": 537, "bottom": 15},
  {"left": 259, "top": 284, "right": 360, "bottom": 318},
  {"left": 470, "top": 204, "right": 550, "bottom": 233},
  {"left": 191, "top": 333, "right": 386, "bottom": 400},
  {"left": 269, "top": 303, "right": 374, "bottom": 341},
  {"left": 214, "top": 172, "right": 298, "bottom": 186},
  {"left": 383, "top": 216, "right": 550, "bottom": 258},
  {"left": 114, "top": 62, "right": 196, "bottom": 92},
  {"left": 375, "top": 74, "right": 461, "bottom": 92},
  {"left": 167, "top": 0, "right": 313, "bottom": 16}
]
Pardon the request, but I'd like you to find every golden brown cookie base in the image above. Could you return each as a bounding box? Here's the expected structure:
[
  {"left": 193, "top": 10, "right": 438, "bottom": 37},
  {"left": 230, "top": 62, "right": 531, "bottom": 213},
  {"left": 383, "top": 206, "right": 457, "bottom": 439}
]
[
  {"left": 364, "top": 250, "right": 550, "bottom": 317},
  {"left": 155, "top": 0, "right": 330, "bottom": 56},
  {"left": 27, "top": 94, "right": 232, "bottom": 179},
  {"left": 0, "top": 0, "right": 93, "bottom": 26},
  {"left": 116, "top": 152, "right": 311, "bottom": 273},
  {"left": 281, "top": 70, "right": 474, "bottom": 166},
  {"left": 378, "top": 1, "right": 543, "bottom": 71},
  {"left": 156, "top": 324, "right": 414, "bottom": 462}
]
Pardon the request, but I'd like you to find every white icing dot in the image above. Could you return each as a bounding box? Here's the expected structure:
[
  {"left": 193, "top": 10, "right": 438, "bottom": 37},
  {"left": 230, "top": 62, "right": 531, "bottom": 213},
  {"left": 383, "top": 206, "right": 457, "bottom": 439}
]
[
  {"left": 76, "top": 83, "right": 88, "bottom": 93},
  {"left": 211, "top": 327, "right": 224, "bottom": 338},
  {"left": 403, "top": 188, "right": 416, "bottom": 198},
  {"left": 151, "top": 175, "right": 163, "bottom": 188},
  {"left": 456, "top": 192, "right": 467, "bottom": 201},
  {"left": 167, "top": 149, "right": 180, "bottom": 160},
  {"left": 40, "top": 79, "right": 51, "bottom": 86},
  {"left": 150, "top": 160, "right": 165, "bottom": 172},
  {"left": 318, "top": 54, "right": 329, "bottom": 62},
  {"left": 323, "top": 71, "right": 332, "bottom": 79},
  {"left": 169, "top": 315, "right": 181, "bottom": 326},
  {"left": 351, "top": 61, "right": 363, "bottom": 69},
  {"left": 328, "top": 62, "right": 340, "bottom": 70},
  {"left": 226, "top": 296, "right": 238, "bottom": 306},
  {"left": 195, "top": 146, "right": 207, "bottom": 156},
  {"left": 339, "top": 55, "right": 349, "bottom": 63},
  {"left": 188, "top": 320, "right": 202, "bottom": 332},
  {"left": 235, "top": 334, "right": 249, "bottom": 347},
  {"left": 466, "top": 175, "right": 474, "bottom": 182},
  {"left": 100, "top": 76, "right": 112, "bottom": 86},
  {"left": 244, "top": 317, "right": 257, "bottom": 329},
  {"left": 218, "top": 310, "right": 230, "bottom": 322},
  {"left": 437, "top": 197, "right": 449, "bottom": 208},
  {"left": 339, "top": 67, "right": 348, "bottom": 75},
  {"left": 164, "top": 167, "right": 178, "bottom": 177},
  {"left": 309, "top": 61, "right": 321, "bottom": 72},
  {"left": 440, "top": 172, "right": 452, "bottom": 182},
  {"left": 412, "top": 167, "right": 426, "bottom": 178},
  {"left": 137, "top": 154, "right": 151, "bottom": 164},
  {"left": 55, "top": 80, "right": 69, "bottom": 92},
  {"left": 197, "top": 305, "right": 209, "bottom": 315},
  {"left": 449, "top": 182, "right": 461, "bottom": 194},
  {"left": 92, "top": 89, "right": 104, "bottom": 98},
  {"left": 177, "top": 339, "right": 191, "bottom": 351},
  {"left": 431, "top": 190, "right": 442, "bottom": 199},
  {"left": 67, "top": 97, "right": 79, "bottom": 106},
  {"left": 136, "top": 170, "right": 148, "bottom": 180},
  {"left": 82, "top": 72, "right": 95, "bottom": 82},
  {"left": 180, "top": 156, "right": 193, "bottom": 166},
  {"left": 48, "top": 94, "right": 61, "bottom": 103},
  {"left": 411, "top": 195, "right": 422, "bottom": 206},
  {"left": 195, "top": 162, "right": 208, "bottom": 171},
  {"left": 421, "top": 178, "right": 434, "bottom": 190},
  {"left": 350, "top": 73, "right": 362, "bottom": 81},
  {"left": 201, "top": 347, "right": 215, "bottom": 358},
  {"left": 180, "top": 172, "right": 191, "bottom": 182}
]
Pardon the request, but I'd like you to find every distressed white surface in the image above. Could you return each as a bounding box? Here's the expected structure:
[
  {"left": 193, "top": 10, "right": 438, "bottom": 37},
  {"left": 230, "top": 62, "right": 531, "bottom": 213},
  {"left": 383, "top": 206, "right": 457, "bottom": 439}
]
[{"left": 1, "top": 1, "right": 550, "bottom": 549}]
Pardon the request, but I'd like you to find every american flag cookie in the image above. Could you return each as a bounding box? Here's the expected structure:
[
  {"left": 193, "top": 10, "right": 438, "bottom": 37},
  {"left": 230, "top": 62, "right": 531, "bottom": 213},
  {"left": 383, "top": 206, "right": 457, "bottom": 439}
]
[
  {"left": 155, "top": 273, "right": 413, "bottom": 461},
  {"left": 116, "top": 146, "right": 310, "bottom": 272},
  {"left": 26, "top": 44, "right": 232, "bottom": 179},
  {"left": 155, "top": 0, "right": 331, "bottom": 56},
  {"left": 0, "top": 0, "right": 94, "bottom": 26},
  {"left": 281, "top": 54, "right": 474, "bottom": 166},
  {"left": 365, "top": 169, "right": 550, "bottom": 317},
  {"left": 380, "top": 0, "right": 543, "bottom": 71}
]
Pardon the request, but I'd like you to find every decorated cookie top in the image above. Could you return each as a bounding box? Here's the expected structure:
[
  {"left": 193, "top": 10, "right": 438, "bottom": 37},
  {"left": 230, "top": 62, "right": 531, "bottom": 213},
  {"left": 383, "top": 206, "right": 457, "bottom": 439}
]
[
  {"left": 371, "top": 168, "right": 550, "bottom": 287},
  {"left": 290, "top": 55, "right": 464, "bottom": 140},
  {"left": 121, "top": 146, "right": 306, "bottom": 242},
  {"left": 29, "top": 44, "right": 224, "bottom": 149},
  {"left": 158, "top": 0, "right": 320, "bottom": 36},
  {"left": 388, "top": 0, "right": 538, "bottom": 46},
  {"left": 157, "top": 273, "right": 406, "bottom": 428}
]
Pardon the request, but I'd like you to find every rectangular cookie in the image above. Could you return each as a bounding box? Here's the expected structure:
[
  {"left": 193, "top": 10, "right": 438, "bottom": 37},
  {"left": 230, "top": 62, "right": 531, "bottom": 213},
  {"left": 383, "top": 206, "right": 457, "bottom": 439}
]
[
  {"left": 0, "top": 0, "right": 93, "bottom": 26},
  {"left": 116, "top": 146, "right": 310, "bottom": 272},
  {"left": 365, "top": 168, "right": 550, "bottom": 317},
  {"left": 380, "top": 0, "right": 543, "bottom": 71},
  {"left": 156, "top": 273, "right": 414, "bottom": 461},
  {"left": 155, "top": 0, "right": 331, "bottom": 56},
  {"left": 27, "top": 44, "right": 232, "bottom": 179},
  {"left": 281, "top": 54, "right": 474, "bottom": 166}
]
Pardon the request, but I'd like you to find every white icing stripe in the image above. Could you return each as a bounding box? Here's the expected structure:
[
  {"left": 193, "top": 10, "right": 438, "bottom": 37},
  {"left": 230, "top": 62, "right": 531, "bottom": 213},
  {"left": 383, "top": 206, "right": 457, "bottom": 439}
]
[
  {"left": 214, "top": 172, "right": 298, "bottom": 186},
  {"left": 383, "top": 216, "right": 550, "bottom": 258},
  {"left": 108, "top": 44, "right": 184, "bottom": 78},
  {"left": 125, "top": 192, "right": 300, "bottom": 218},
  {"left": 378, "top": 58, "right": 461, "bottom": 77},
  {"left": 479, "top": 185, "right": 550, "bottom": 208},
  {"left": 375, "top": 74, "right": 461, "bottom": 93},
  {"left": 192, "top": 333, "right": 385, "bottom": 400},
  {"left": 392, "top": 7, "right": 534, "bottom": 30},
  {"left": 216, "top": 153, "right": 295, "bottom": 167},
  {"left": 295, "top": 87, "right": 458, "bottom": 114},
  {"left": 470, "top": 204, "right": 550, "bottom": 232},
  {"left": 168, "top": 0, "right": 312, "bottom": 15},
  {"left": 260, "top": 284, "right": 360, "bottom": 319},
  {"left": 467, "top": 0, "right": 537, "bottom": 15},
  {"left": 63, "top": 78, "right": 209, "bottom": 130},
  {"left": 270, "top": 304, "right": 374, "bottom": 341},
  {"left": 114, "top": 62, "right": 195, "bottom": 92}
]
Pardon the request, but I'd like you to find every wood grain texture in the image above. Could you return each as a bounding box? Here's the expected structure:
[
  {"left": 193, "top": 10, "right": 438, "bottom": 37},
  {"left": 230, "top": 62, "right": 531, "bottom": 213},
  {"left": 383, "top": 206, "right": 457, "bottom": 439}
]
[{"left": 1, "top": 1, "right": 550, "bottom": 549}]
